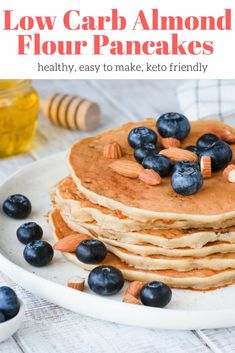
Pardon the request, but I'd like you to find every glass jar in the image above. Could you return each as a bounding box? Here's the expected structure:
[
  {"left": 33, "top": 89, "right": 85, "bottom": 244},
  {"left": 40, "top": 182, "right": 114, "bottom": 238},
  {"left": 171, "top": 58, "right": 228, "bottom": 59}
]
[{"left": 0, "top": 80, "right": 39, "bottom": 157}]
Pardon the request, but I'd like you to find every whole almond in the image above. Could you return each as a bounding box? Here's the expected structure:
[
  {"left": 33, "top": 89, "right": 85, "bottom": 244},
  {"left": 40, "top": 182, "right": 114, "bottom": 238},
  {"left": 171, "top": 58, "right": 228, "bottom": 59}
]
[
  {"left": 53, "top": 234, "right": 90, "bottom": 252},
  {"left": 223, "top": 164, "right": 235, "bottom": 182},
  {"left": 67, "top": 276, "right": 85, "bottom": 291},
  {"left": 139, "top": 169, "right": 161, "bottom": 186},
  {"left": 103, "top": 141, "right": 123, "bottom": 159},
  {"left": 200, "top": 156, "right": 212, "bottom": 179},
  {"left": 161, "top": 137, "right": 181, "bottom": 149},
  {"left": 109, "top": 160, "right": 143, "bottom": 178},
  {"left": 160, "top": 147, "right": 198, "bottom": 163},
  {"left": 212, "top": 129, "right": 235, "bottom": 144}
]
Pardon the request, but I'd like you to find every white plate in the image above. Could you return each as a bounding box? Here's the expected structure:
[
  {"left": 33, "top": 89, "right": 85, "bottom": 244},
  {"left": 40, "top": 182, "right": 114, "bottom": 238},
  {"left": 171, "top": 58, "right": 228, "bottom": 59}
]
[{"left": 0, "top": 152, "right": 235, "bottom": 330}]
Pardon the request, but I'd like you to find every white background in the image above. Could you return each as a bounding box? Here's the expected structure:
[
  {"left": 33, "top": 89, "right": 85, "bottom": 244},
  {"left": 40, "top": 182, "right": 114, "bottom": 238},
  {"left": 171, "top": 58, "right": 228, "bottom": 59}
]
[{"left": 0, "top": 0, "right": 234, "bottom": 79}]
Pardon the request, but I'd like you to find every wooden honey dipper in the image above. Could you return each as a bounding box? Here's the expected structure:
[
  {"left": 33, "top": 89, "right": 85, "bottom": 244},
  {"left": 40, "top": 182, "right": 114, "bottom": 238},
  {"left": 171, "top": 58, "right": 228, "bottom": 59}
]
[{"left": 41, "top": 93, "right": 101, "bottom": 131}]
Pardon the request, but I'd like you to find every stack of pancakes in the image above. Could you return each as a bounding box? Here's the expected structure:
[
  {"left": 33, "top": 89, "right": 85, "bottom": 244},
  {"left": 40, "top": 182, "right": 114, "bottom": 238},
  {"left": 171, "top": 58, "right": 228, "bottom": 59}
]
[{"left": 50, "top": 119, "right": 235, "bottom": 290}]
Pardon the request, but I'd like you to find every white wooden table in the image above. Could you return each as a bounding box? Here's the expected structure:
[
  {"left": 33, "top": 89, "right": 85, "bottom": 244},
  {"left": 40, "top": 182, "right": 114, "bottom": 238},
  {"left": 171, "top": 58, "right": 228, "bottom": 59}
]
[{"left": 0, "top": 79, "right": 234, "bottom": 353}]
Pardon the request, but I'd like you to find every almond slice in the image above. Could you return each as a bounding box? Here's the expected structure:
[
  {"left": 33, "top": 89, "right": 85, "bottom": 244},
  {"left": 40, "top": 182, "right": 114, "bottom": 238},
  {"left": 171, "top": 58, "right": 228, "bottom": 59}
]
[
  {"left": 161, "top": 137, "right": 181, "bottom": 149},
  {"left": 123, "top": 293, "right": 141, "bottom": 305},
  {"left": 200, "top": 156, "right": 212, "bottom": 179},
  {"left": 109, "top": 160, "right": 143, "bottom": 178},
  {"left": 223, "top": 164, "right": 235, "bottom": 182},
  {"left": 159, "top": 147, "right": 198, "bottom": 163},
  {"left": 67, "top": 276, "right": 85, "bottom": 291},
  {"left": 53, "top": 234, "right": 90, "bottom": 252},
  {"left": 123, "top": 281, "right": 144, "bottom": 305},
  {"left": 103, "top": 141, "right": 123, "bottom": 159},
  {"left": 139, "top": 169, "right": 161, "bottom": 186},
  {"left": 212, "top": 129, "right": 235, "bottom": 144},
  {"left": 125, "top": 281, "right": 144, "bottom": 297}
]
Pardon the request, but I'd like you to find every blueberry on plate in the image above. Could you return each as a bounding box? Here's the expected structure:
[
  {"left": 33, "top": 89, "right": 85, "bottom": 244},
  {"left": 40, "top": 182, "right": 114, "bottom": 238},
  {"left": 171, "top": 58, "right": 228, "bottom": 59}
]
[
  {"left": 23, "top": 240, "right": 54, "bottom": 267},
  {"left": 0, "top": 286, "right": 20, "bottom": 320},
  {"left": 2, "top": 194, "right": 32, "bottom": 219},
  {"left": 173, "top": 161, "right": 200, "bottom": 174},
  {"left": 156, "top": 112, "right": 190, "bottom": 140},
  {"left": 171, "top": 165, "right": 203, "bottom": 196},
  {"left": 185, "top": 145, "right": 201, "bottom": 156},
  {"left": 128, "top": 127, "right": 157, "bottom": 149},
  {"left": 88, "top": 265, "right": 124, "bottom": 296},
  {"left": 196, "top": 133, "right": 220, "bottom": 149},
  {"left": 0, "top": 312, "right": 5, "bottom": 323},
  {"left": 142, "top": 154, "right": 173, "bottom": 177},
  {"left": 134, "top": 143, "right": 160, "bottom": 164},
  {"left": 140, "top": 281, "right": 172, "bottom": 308},
  {"left": 199, "top": 140, "right": 232, "bottom": 171},
  {"left": 76, "top": 240, "right": 107, "bottom": 264},
  {"left": 17, "top": 222, "right": 43, "bottom": 245}
]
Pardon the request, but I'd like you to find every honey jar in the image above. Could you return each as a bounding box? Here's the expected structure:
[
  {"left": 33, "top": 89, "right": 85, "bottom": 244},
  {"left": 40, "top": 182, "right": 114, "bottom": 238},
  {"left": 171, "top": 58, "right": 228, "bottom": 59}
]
[{"left": 0, "top": 80, "right": 39, "bottom": 157}]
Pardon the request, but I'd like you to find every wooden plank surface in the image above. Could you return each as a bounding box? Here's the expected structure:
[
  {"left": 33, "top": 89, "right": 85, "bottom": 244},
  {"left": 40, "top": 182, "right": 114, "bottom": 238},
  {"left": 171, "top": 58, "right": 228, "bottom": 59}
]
[{"left": 0, "top": 79, "right": 233, "bottom": 353}]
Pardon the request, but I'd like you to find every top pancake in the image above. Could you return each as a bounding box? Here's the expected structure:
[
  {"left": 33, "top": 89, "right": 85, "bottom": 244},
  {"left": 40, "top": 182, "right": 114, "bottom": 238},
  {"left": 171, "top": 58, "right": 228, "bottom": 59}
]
[{"left": 68, "top": 119, "right": 235, "bottom": 220}]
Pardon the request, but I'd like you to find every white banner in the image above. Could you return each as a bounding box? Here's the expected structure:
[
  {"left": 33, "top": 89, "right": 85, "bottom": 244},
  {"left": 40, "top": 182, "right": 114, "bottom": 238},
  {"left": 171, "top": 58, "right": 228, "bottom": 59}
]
[{"left": 0, "top": 0, "right": 234, "bottom": 78}]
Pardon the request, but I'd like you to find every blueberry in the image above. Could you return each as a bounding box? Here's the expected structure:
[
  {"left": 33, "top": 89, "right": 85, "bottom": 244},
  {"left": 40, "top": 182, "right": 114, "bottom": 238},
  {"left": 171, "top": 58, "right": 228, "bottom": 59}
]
[
  {"left": 134, "top": 143, "right": 160, "bottom": 164},
  {"left": 24, "top": 240, "right": 54, "bottom": 267},
  {"left": 173, "top": 161, "right": 200, "bottom": 174},
  {"left": 88, "top": 266, "right": 124, "bottom": 296},
  {"left": 156, "top": 112, "right": 190, "bottom": 140},
  {"left": 171, "top": 166, "right": 203, "bottom": 196},
  {"left": 2, "top": 194, "right": 32, "bottom": 219},
  {"left": 185, "top": 145, "right": 201, "bottom": 156},
  {"left": 17, "top": 222, "right": 43, "bottom": 245},
  {"left": 196, "top": 133, "right": 220, "bottom": 149},
  {"left": 142, "top": 154, "right": 173, "bottom": 177},
  {"left": 140, "top": 281, "right": 172, "bottom": 308},
  {"left": 76, "top": 240, "right": 107, "bottom": 264},
  {"left": 199, "top": 140, "right": 232, "bottom": 171},
  {"left": 128, "top": 127, "right": 157, "bottom": 149},
  {"left": 0, "top": 312, "right": 5, "bottom": 323},
  {"left": 0, "top": 287, "right": 20, "bottom": 319}
]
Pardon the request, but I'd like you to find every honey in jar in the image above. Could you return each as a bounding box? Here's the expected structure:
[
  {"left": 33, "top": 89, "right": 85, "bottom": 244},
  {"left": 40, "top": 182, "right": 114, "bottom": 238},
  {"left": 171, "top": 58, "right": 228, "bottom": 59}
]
[{"left": 0, "top": 80, "right": 39, "bottom": 157}]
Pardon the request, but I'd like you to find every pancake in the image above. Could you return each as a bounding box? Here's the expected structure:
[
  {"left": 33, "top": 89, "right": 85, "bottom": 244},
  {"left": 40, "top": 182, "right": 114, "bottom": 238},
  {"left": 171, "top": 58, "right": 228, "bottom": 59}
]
[
  {"left": 52, "top": 176, "right": 152, "bottom": 231},
  {"left": 52, "top": 209, "right": 235, "bottom": 271},
  {"left": 106, "top": 246, "right": 235, "bottom": 271},
  {"left": 54, "top": 177, "right": 235, "bottom": 232},
  {"left": 60, "top": 216, "right": 235, "bottom": 257},
  {"left": 68, "top": 119, "right": 235, "bottom": 228},
  {"left": 66, "top": 216, "right": 235, "bottom": 249},
  {"left": 49, "top": 208, "right": 235, "bottom": 290},
  {"left": 52, "top": 178, "right": 235, "bottom": 249}
]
